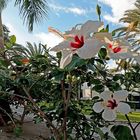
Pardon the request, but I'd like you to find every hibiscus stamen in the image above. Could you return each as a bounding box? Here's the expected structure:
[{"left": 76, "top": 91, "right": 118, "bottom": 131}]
[
  {"left": 108, "top": 44, "right": 113, "bottom": 49},
  {"left": 70, "top": 35, "right": 84, "bottom": 49},
  {"left": 108, "top": 44, "right": 122, "bottom": 53},
  {"left": 107, "top": 99, "right": 118, "bottom": 109},
  {"left": 113, "top": 47, "right": 121, "bottom": 53}
]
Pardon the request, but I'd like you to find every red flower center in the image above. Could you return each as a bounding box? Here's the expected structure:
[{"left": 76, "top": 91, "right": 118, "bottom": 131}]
[
  {"left": 70, "top": 35, "right": 84, "bottom": 49},
  {"left": 107, "top": 99, "right": 118, "bottom": 109},
  {"left": 108, "top": 44, "right": 121, "bottom": 53}
]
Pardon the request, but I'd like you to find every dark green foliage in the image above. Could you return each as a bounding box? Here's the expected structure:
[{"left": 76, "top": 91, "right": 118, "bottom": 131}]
[{"left": 111, "top": 125, "right": 134, "bottom": 140}]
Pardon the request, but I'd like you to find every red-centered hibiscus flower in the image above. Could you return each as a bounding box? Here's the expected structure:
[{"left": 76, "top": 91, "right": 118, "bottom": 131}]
[
  {"left": 93, "top": 90, "right": 131, "bottom": 121},
  {"left": 105, "top": 38, "right": 134, "bottom": 59},
  {"left": 94, "top": 32, "right": 135, "bottom": 59},
  {"left": 49, "top": 20, "right": 105, "bottom": 68}
]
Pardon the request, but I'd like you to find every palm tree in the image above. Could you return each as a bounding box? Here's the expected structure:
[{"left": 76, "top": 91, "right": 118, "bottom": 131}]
[
  {"left": 114, "top": 0, "right": 140, "bottom": 46},
  {"left": 111, "top": 0, "right": 140, "bottom": 71},
  {"left": 0, "top": 0, "right": 48, "bottom": 49},
  {"left": 13, "top": 42, "right": 47, "bottom": 58}
]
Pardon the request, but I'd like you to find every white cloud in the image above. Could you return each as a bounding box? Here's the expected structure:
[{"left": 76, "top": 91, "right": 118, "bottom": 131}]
[
  {"left": 49, "top": 3, "right": 86, "bottom": 15},
  {"left": 5, "top": 23, "right": 38, "bottom": 45},
  {"left": 69, "top": 7, "right": 86, "bottom": 15},
  {"left": 98, "top": 0, "right": 136, "bottom": 23},
  {"left": 35, "top": 32, "right": 63, "bottom": 48},
  {"left": 5, "top": 23, "right": 63, "bottom": 49}
]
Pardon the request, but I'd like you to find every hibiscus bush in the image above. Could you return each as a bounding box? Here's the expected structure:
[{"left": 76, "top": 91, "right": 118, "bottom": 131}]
[{"left": 0, "top": 7, "right": 140, "bottom": 140}]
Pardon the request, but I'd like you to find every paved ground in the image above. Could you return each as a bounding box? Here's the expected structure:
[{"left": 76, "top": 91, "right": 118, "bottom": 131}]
[{"left": 134, "top": 123, "right": 140, "bottom": 140}]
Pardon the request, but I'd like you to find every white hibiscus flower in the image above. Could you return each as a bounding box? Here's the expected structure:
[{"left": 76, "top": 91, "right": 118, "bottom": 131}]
[
  {"left": 94, "top": 32, "right": 136, "bottom": 60},
  {"left": 105, "top": 38, "right": 134, "bottom": 59},
  {"left": 49, "top": 20, "right": 106, "bottom": 68},
  {"left": 93, "top": 90, "right": 131, "bottom": 121}
]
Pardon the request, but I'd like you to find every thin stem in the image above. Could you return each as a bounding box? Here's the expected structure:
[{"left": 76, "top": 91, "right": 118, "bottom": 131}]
[
  {"left": 0, "top": 114, "right": 6, "bottom": 126},
  {"left": 0, "top": 106, "right": 16, "bottom": 127},
  {"left": 28, "top": 75, "right": 44, "bottom": 91},
  {"left": 61, "top": 80, "right": 67, "bottom": 140},
  {"left": 20, "top": 107, "right": 26, "bottom": 124},
  {"left": 93, "top": 64, "right": 107, "bottom": 81},
  {"left": 61, "top": 79, "right": 72, "bottom": 140},
  {"left": 134, "top": 122, "right": 140, "bottom": 130},
  {"left": 125, "top": 114, "right": 138, "bottom": 140}
]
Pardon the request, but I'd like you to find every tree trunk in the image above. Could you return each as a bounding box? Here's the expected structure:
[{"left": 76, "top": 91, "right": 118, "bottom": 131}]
[{"left": 0, "top": 12, "right": 4, "bottom": 49}]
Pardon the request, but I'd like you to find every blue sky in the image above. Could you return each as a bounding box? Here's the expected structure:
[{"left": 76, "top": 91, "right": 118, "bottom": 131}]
[{"left": 2, "top": 0, "right": 136, "bottom": 47}]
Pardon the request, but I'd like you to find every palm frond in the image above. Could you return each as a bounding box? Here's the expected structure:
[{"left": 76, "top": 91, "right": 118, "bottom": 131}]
[
  {"left": 0, "top": 0, "right": 9, "bottom": 12},
  {"left": 14, "top": 0, "right": 48, "bottom": 32},
  {"left": 114, "top": 0, "right": 140, "bottom": 46}
]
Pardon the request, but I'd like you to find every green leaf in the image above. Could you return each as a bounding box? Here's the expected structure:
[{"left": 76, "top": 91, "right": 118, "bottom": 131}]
[
  {"left": 111, "top": 125, "right": 134, "bottom": 140},
  {"left": 53, "top": 69, "right": 65, "bottom": 81},
  {"left": 13, "top": 126, "right": 23, "bottom": 137},
  {"left": 106, "top": 81, "right": 121, "bottom": 91},
  {"left": 5, "top": 42, "right": 12, "bottom": 49},
  {"left": 112, "top": 31, "right": 116, "bottom": 36},
  {"left": 34, "top": 116, "right": 43, "bottom": 124},
  {"left": 0, "top": 59, "right": 9, "bottom": 67},
  {"left": 65, "top": 55, "right": 86, "bottom": 71},
  {"left": 106, "top": 24, "right": 109, "bottom": 32},
  {"left": 93, "top": 84, "right": 104, "bottom": 93},
  {"left": 0, "top": 86, "right": 2, "bottom": 91},
  {"left": 98, "top": 48, "right": 107, "bottom": 59},
  {"left": 10, "top": 35, "right": 16, "bottom": 44},
  {"left": 95, "top": 127, "right": 104, "bottom": 139},
  {"left": 95, "top": 58, "right": 104, "bottom": 65},
  {"left": 96, "top": 4, "right": 101, "bottom": 21},
  {"left": 113, "top": 74, "right": 124, "bottom": 81},
  {"left": 92, "top": 79, "right": 101, "bottom": 85}
]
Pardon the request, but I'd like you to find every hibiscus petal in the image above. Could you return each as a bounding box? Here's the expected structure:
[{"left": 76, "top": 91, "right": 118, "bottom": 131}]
[
  {"left": 93, "top": 102, "right": 104, "bottom": 113},
  {"left": 115, "top": 38, "right": 131, "bottom": 47},
  {"left": 113, "top": 90, "right": 129, "bottom": 102},
  {"left": 104, "top": 37, "right": 112, "bottom": 44},
  {"left": 60, "top": 50, "right": 73, "bottom": 68},
  {"left": 77, "top": 38, "right": 104, "bottom": 59},
  {"left": 80, "top": 20, "right": 104, "bottom": 38},
  {"left": 100, "top": 91, "right": 112, "bottom": 101},
  {"left": 109, "top": 51, "right": 133, "bottom": 59},
  {"left": 64, "top": 24, "right": 81, "bottom": 36},
  {"left": 94, "top": 32, "right": 113, "bottom": 42},
  {"left": 50, "top": 41, "right": 69, "bottom": 52},
  {"left": 116, "top": 102, "right": 131, "bottom": 114},
  {"left": 102, "top": 109, "right": 116, "bottom": 121}
]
